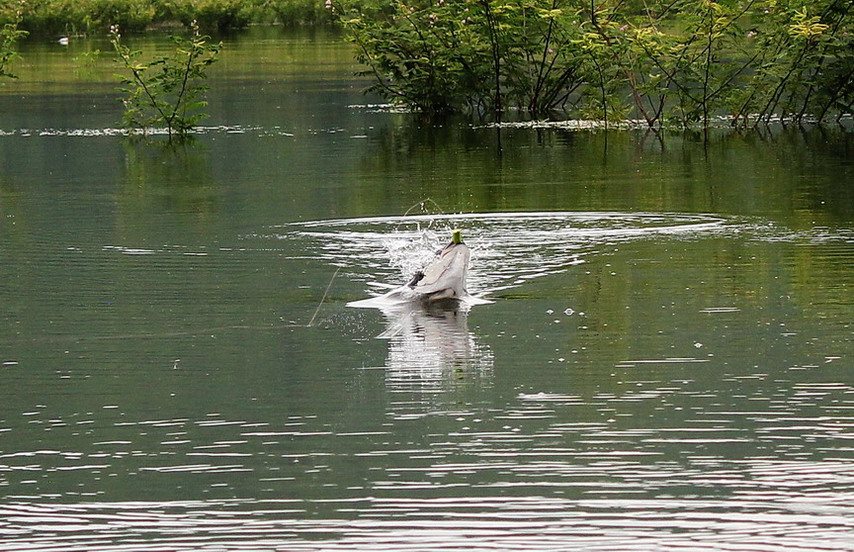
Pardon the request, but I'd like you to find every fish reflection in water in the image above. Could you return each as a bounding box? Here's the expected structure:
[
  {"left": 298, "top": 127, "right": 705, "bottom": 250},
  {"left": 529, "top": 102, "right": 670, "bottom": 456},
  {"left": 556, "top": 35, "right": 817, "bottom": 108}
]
[
  {"left": 348, "top": 287, "right": 495, "bottom": 421},
  {"left": 378, "top": 299, "right": 493, "bottom": 377},
  {"left": 354, "top": 299, "right": 494, "bottom": 419}
]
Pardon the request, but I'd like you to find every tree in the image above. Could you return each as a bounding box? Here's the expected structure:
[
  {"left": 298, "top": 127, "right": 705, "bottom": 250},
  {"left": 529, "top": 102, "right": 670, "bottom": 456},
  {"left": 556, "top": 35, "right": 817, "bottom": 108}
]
[{"left": 111, "top": 21, "right": 222, "bottom": 140}]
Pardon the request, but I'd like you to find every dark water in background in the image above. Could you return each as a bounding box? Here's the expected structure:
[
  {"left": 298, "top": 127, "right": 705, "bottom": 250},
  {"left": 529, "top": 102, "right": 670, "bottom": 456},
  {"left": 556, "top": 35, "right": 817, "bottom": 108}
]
[{"left": 0, "top": 28, "right": 853, "bottom": 551}]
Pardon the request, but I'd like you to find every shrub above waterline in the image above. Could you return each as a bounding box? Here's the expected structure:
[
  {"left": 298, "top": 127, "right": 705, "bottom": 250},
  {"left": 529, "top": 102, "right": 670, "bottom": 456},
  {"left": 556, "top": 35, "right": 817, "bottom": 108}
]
[{"left": 9, "top": 0, "right": 336, "bottom": 35}]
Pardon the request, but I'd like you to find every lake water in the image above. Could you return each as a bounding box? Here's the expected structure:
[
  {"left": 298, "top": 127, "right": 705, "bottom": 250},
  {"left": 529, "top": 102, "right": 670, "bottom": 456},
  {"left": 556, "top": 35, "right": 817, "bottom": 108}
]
[{"left": 1, "top": 28, "right": 853, "bottom": 551}]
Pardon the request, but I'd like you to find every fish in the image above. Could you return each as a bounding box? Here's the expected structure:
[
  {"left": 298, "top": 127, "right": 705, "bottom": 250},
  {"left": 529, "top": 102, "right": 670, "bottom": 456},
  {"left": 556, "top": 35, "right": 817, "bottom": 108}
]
[
  {"left": 348, "top": 229, "right": 474, "bottom": 309},
  {"left": 405, "top": 229, "right": 469, "bottom": 302}
]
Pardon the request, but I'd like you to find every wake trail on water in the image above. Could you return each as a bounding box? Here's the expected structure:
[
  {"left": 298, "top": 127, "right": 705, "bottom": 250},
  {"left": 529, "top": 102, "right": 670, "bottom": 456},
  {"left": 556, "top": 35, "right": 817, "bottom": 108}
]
[{"left": 282, "top": 211, "right": 738, "bottom": 304}]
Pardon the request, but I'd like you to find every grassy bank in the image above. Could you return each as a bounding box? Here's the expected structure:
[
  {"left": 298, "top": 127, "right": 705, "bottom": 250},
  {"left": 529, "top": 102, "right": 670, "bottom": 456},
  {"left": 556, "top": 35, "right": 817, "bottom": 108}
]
[{"left": 3, "top": 0, "right": 335, "bottom": 36}]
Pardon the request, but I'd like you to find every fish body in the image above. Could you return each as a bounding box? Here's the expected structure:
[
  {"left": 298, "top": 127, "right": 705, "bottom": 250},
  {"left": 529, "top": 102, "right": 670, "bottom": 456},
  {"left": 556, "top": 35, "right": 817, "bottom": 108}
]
[
  {"left": 409, "top": 241, "right": 470, "bottom": 302},
  {"left": 347, "top": 231, "right": 476, "bottom": 310}
]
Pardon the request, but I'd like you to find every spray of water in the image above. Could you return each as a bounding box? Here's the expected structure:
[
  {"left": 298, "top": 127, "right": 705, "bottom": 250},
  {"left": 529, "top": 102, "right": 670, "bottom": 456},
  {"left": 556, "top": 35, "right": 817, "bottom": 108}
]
[{"left": 286, "top": 211, "right": 735, "bottom": 302}]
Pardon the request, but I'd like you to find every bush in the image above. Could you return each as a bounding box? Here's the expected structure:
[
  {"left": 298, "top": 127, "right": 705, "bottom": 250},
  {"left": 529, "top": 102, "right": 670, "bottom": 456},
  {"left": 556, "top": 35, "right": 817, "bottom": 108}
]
[
  {"left": 14, "top": 0, "right": 336, "bottom": 34},
  {"left": 187, "top": 0, "right": 253, "bottom": 32},
  {"left": 333, "top": 0, "right": 589, "bottom": 118},
  {"left": 19, "top": 0, "right": 79, "bottom": 35},
  {"left": 0, "top": 8, "right": 27, "bottom": 79},
  {"left": 334, "top": 0, "right": 853, "bottom": 125},
  {"left": 111, "top": 21, "right": 222, "bottom": 139},
  {"left": 268, "top": 0, "right": 335, "bottom": 26},
  {"left": 87, "top": 0, "right": 157, "bottom": 31}
]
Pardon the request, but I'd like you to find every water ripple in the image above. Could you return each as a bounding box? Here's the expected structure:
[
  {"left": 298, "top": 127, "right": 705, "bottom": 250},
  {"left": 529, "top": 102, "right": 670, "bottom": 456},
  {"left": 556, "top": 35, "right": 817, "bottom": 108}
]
[
  {"left": 275, "top": 211, "right": 734, "bottom": 299},
  {"left": 2, "top": 493, "right": 853, "bottom": 551}
]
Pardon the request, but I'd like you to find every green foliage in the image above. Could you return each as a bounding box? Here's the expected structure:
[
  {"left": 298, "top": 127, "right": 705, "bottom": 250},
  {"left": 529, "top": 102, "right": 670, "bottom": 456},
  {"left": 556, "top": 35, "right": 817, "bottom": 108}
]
[
  {"left": 195, "top": 0, "right": 252, "bottom": 30},
  {"left": 111, "top": 21, "right": 222, "bottom": 140},
  {"left": 266, "top": 0, "right": 336, "bottom": 25},
  {"left": 738, "top": 0, "right": 854, "bottom": 124},
  {"left": 334, "top": 0, "right": 588, "bottom": 118},
  {"left": 14, "top": 0, "right": 337, "bottom": 34},
  {"left": 19, "top": 0, "right": 158, "bottom": 35},
  {"left": 8, "top": 0, "right": 851, "bottom": 125},
  {"left": 0, "top": 7, "right": 27, "bottom": 79},
  {"left": 336, "top": 0, "right": 853, "bottom": 126},
  {"left": 85, "top": 0, "right": 158, "bottom": 31}
]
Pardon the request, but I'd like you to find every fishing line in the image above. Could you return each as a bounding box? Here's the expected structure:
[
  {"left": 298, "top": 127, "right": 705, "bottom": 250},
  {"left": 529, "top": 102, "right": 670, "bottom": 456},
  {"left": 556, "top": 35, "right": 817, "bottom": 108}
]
[
  {"left": 397, "top": 198, "right": 448, "bottom": 233},
  {"left": 2, "top": 268, "right": 345, "bottom": 344},
  {"left": 307, "top": 267, "right": 341, "bottom": 327}
]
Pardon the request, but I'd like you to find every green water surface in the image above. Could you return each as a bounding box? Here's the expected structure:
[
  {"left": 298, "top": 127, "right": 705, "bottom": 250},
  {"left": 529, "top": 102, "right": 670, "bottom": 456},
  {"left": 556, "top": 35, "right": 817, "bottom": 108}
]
[{"left": 0, "top": 27, "right": 852, "bottom": 552}]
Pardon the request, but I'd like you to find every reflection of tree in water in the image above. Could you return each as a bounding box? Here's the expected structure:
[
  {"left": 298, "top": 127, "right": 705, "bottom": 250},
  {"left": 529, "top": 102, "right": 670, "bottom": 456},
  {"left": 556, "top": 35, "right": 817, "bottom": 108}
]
[
  {"left": 121, "top": 141, "right": 219, "bottom": 218},
  {"left": 375, "top": 301, "right": 493, "bottom": 417}
]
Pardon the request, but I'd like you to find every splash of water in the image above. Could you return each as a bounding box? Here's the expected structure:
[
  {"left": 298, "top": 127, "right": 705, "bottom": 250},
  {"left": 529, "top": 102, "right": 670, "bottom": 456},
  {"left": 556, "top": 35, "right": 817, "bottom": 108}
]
[{"left": 286, "top": 211, "right": 734, "bottom": 301}]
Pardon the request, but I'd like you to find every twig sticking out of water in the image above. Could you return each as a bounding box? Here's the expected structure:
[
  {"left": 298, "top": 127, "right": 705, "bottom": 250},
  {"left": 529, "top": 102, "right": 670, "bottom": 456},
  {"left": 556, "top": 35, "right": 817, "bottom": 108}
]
[{"left": 308, "top": 267, "right": 340, "bottom": 327}]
